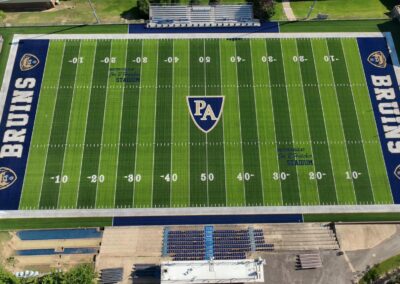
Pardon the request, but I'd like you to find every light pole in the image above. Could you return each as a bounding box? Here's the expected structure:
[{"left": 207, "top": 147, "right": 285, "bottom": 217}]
[{"left": 305, "top": 0, "right": 317, "bottom": 19}]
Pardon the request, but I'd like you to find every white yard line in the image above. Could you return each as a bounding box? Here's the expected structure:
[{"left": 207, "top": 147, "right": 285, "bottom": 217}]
[
  {"left": 279, "top": 39, "right": 302, "bottom": 206},
  {"left": 95, "top": 40, "right": 113, "bottom": 208},
  {"left": 170, "top": 40, "right": 175, "bottom": 207},
  {"left": 264, "top": 40, "right": 283, "bottom": 205},
  {"left": 323, "top": 39, "right": 357, "bottom": 203},
  {"left": 19, "top": 41, "right": 53, "bottom": 209},
  {"left": 233, "top": 42, "right": 247, "bottom": 206},
  {"left": 203, "top": 39, "right": 209, "bottom": 207},
  {"left": 113, "top": 39, "right": 129, "bottom": 208},
  {"left": 340, "top": 39, "right": 376, "bottom": 204},
  {"left": 150, "top": 41, "right": 160, "bottom": 208},
  {"left": 57, "top": 41, "right": 83, "bottom": 209},
  {"left": 12, "top": 33, "right": 386, "bottom": 42},
  {"left": 249, "top": 40, "right": 265, "bottom": 206},
  {"left": 354, "top": 38, "right": 394, "bottom": 204},
  {"left": 310, "top": 40, "right": 340, "bottom": 205},
  {"left": 2, "top": 204, "right": 400, "bottom": 219},
  {"left": 36, "top": 42, "right": 66, "bottom": 209},
  {"left": 75, "top": 40, "right": 98, "bottom": 208},
  {"left": 132, "top": 40, "right": 145, "bottom": 208},
  {"left": 218, "top": 40, "right": 229, "bottom": 207},
  {"left": 293, "top": 40, "right": 320, "bottom": 205}
]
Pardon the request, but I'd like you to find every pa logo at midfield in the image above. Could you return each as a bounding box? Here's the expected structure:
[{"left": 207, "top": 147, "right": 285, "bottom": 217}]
[
  {"left": 187, "top": 96, "right": 224, "bottom": 133},
  {"left": 368, "top": 51, "right": 387, "bottom": 69},
  {"left": 0, "top": 167, "right": 17, "bottom": 190},
  {"left": 20, "top": 53, "right": 40, "bottom": 71}
]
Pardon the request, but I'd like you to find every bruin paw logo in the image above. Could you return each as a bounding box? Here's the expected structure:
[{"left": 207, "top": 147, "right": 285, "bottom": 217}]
[
  {"left": 367, "top": 51, "right": 387, "bottom": 68},
  {"left": 395, "top": 165, "right": 400, "bottom": 180},
  {"left": 0, "top": 167, "right": 17, "bottom": 190},
  {"left": 187, "top": 96, "right": 224, "bottom": 134},
  {"left": 20, "top": 53, "right": 40, "bottom": 71}
]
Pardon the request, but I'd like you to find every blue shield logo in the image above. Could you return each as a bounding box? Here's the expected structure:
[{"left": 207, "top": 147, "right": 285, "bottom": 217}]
[
  {"left": 368, "top": 51, "right": 387, "bottom": 69},
  {"left": 20, "top": 53, "right": 40, "bottom": 71},
  {"left": 0, "top": 167, "right": 17, "bottom": 190},
  {"left": 187, "top": 96, "right": 224, "bottom": 133},
  {"left": 395, "top": 165, "right": 400, "bottom": 180}
]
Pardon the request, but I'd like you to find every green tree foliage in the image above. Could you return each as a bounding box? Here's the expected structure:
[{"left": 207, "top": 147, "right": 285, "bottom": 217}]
[
  {"left": 0, "top": 264, "right": 96, "bottom": 284},
  {"left": 0, "top": 267, "right": 19, "bottom": 284},
  {"left": 137, "top": 0, "right": 150, "bottom": 19},
  {"left": 253, "top": 0, "right": 275, "bottom": 20}
]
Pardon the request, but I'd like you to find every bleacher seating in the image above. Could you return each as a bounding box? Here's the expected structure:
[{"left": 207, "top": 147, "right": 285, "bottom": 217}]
[
  {"left": 99, "top": 268, "right": 123, "bottom": 284},
  {"left": 162, "top": 227, "right": 273, "bottom": 261},
  {"left": 148, "top": 4, "right": 260, "bottom": 28}
]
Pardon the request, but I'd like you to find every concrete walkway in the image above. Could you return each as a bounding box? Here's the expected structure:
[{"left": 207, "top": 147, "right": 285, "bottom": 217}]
[{"left": 282, "top": 0, "right": 297, "bottom": 21}]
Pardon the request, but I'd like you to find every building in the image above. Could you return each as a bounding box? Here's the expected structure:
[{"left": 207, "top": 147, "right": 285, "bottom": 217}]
[
  {"left": 160, "top": 258, "right": 265, "bottom": 283},
  {"left": 0, "top": 0, "right": 56, "bottom": 12}
]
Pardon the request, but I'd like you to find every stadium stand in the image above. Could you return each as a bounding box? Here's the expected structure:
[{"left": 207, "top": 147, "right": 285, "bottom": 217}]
[
  {"left": 99, "top": 268, "right": 123, "bottom": 284},
  {"left": 163, "top": 226, "right": 273, "bottom": 261},
  {"left": 147, "top": 4, "right": 260, "bottom": 28},
  {"left": 296, "top": 253, "right": 323, "bottom": 270}
]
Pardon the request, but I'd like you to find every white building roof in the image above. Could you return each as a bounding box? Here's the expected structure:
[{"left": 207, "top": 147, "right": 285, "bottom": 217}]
[{"left": 160, "top": 259, "right": 265, "bottom": 283}]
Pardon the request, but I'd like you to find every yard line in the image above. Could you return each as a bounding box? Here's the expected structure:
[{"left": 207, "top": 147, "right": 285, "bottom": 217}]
[
  {"left": 57, "top": 41, "right": 83, "bottom": 208},
  {"left": 323, "top": 39, "right": 357, "bottom": 203},
  {"left": 340, "top": 39, "right": 375, "bottom": 204},
  {"left": 150, "top": 40, "right": 160, "bottom": 208},
  {"left": 279, "top": 39, "right": 302, "bottom": 205},
  {"left": 20, "top": 41, "right": 64, "bottom": 209},
  {"left": 219, "top": 40, "right": 229, "bottom": 206},
  {"left": 294, "top": 39, "right": 321, "bottom": 204},
  {"left": 36, "top": 42, "right": 66, "bottom": 209},
  {"left": 112, "top": 39, "right": 129, "bottom": 208},
  {"left": 249, "top": 39, "right": 265, "bottom": 206},
  {"left": 350, "top": 38, "right": 393, "bottom": 203},
  {"left": 170, "top": 40, "right": 175, "bottom": 207},
  {"left": 232, "top": 41, "right": 247, "bottom": 205},
  {"left": 94, "top": 40, "right": 113, "bottom": 208},
  {"left": 132, "top": 40, "right": 145, "bottom": 207},
  {"left": 203, "top": 39, "right": 209, "bottom": 206},
  {"left": 310, "top": 39, "right": 339, "bottom": 204},
  {"left": 74, "top": 40, "right": 98, "bottom": 208}
]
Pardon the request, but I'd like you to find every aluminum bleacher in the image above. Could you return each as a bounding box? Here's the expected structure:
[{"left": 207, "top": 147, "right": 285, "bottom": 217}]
[
  {"left": 148, "top": 4, "right": 260, "bottom": 28},
  {"left": 162, "top": 226, "right": 273, "bottom": 261}
]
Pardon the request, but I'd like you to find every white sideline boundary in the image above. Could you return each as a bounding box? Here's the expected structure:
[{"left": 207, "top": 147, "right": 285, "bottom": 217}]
[
  {"left": 1, "top": 31, "right": 400, "bottom": 218},
  {"left": 0, "top": 205, "right": 400, "bottom": 219},
  {"left": 12, "top": 32, "right": 385, "bottom": 42}
]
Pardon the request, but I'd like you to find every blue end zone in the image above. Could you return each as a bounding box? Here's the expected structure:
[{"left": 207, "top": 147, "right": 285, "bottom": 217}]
[
  {"left": 112, "top": 214, "right": 303, "bottom": 226},
  {"left": 0, "top": 39, "right": 49, "bottom": 210},
  {"left": 128, "top": 22, "right": 279, "bottom": 34},
  {"left": 357, "top": 37, "right": 400, "bottom": 203}
]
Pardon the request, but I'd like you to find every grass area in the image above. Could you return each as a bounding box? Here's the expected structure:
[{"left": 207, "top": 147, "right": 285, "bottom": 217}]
[
  {"left": 304, "top": 213, "right": 400, "bottom": 222},
  {"left": 360, "top": 254, "right": 400, "bottom": 283},
  {"left": 0, "top": 218, "right": 112, "bottom": 230},
  {"left": 289, "top": 0, "right": 396, "bottom": 20},
  {"left": 271, "top": 1, "right": 287, "bottom": 21}
]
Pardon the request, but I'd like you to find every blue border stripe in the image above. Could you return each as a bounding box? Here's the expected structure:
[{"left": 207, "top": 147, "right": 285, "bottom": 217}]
[
  {"left": 128, "top": 22, "right": 279, "bottom": 34},
  {"left": 112, "top": 214, "right": 303, "bottom": 226},
  {"left": 357, "top": 37, "right": 400, "bottom": 203},
  {"left": 0, "top": 39, "right": 49, "bottom": 210}
]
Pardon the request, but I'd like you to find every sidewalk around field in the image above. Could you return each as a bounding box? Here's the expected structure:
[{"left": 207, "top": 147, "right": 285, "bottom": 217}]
[{"left": 282, "top": 0, "right": 297, "bottom": 21}]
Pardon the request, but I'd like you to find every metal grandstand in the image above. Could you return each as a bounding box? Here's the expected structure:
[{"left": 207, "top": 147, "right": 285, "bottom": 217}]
[{"left": 147, "top": 4, "right": 260, "bottom": 28}]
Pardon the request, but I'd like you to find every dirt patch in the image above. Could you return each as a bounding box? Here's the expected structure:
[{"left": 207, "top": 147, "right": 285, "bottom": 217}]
[{"left": 336, "top": 224, "right": 398, "bottom": 251}]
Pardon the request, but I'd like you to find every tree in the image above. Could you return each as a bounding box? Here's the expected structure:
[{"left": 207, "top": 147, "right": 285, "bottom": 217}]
[
  {"left": 137, "top": 0, "right": 149, "bottom": 19},
  {"left": 63, "top": 264, "right": 96, "bottom": 284},
  {"left": 0, "top": 267, "right": 19, "bottom": 284},
  {"left": 253, "top": 0, "right": 275, "bottom": 20}
]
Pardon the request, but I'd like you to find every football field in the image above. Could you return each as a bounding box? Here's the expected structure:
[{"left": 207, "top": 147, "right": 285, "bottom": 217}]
[{"left": 1, "top": 33, "right": 399, "bottom": 212}]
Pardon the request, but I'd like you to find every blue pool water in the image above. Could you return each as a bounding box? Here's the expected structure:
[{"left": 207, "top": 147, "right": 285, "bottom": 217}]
[
  {"left": 17, "top": 229, "right": 102, "bottom": 240},
  {"left": 16, "top": 247, "right": 98, "bottom": 256}
]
